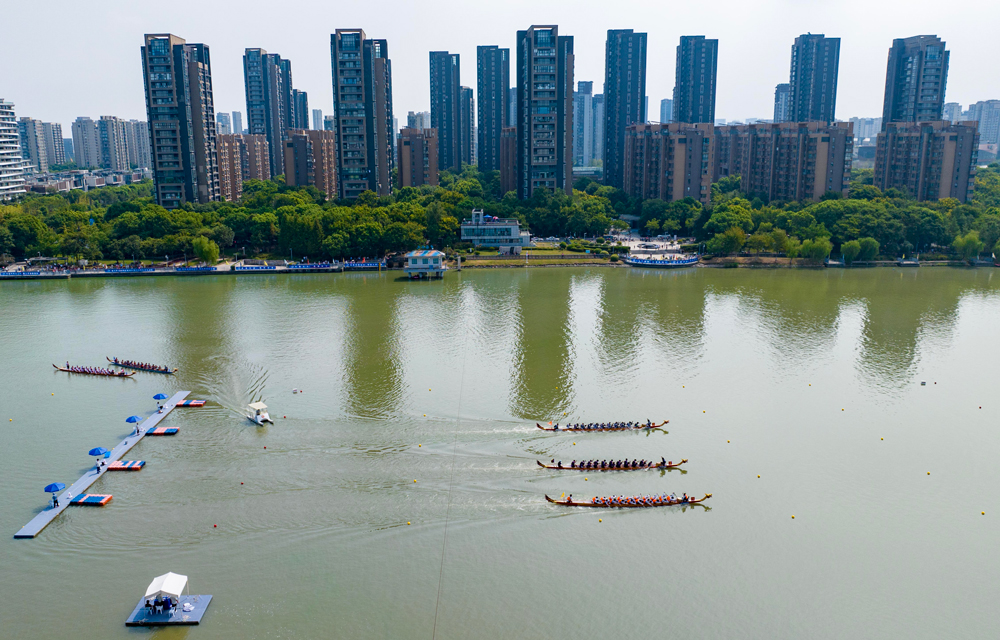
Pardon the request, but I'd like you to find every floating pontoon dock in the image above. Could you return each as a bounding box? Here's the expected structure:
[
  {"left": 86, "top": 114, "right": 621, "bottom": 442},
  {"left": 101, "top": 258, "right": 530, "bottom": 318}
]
[{"left": 13, "top": 390, "right": 190, "bottom": 539}]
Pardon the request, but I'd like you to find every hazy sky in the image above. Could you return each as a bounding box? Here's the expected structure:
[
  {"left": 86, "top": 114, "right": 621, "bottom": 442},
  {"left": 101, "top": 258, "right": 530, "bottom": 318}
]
[{"left": 5, "top": 0, "right": 999, "bottom": 130}]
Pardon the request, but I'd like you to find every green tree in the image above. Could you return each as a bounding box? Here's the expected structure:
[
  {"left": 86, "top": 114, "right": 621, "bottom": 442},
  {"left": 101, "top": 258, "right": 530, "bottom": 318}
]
[
  {"left": 191, "top": 236, "right": 220, "bottom": 264},
  {"left": 644, "top": 219, "right": 660, "bottom": 236},
  {"left": 799, "top": 237, "right": 833, "bottom": 264},
  {"left": 706, "top": 227, "right": 746, "bottom": 256},
  {"left": 746, "top": 231, "right": 772, "bottom": 255},
  {"left": 952, "top": 230, "right": 984, "bottom": 261},
  {"left": 857, "top": 237, "right": 880, "bottom": 261},
  {"left": 841, "top": 239, "right": 861, "bottom": 265}
]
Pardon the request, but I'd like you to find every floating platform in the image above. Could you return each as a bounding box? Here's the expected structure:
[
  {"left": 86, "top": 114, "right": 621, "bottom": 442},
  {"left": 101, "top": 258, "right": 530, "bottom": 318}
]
[
  {"left": 147, "top": 427, "right": 178, "bottom": 436},
  {"left": 14, "top": 391, "right": 190, "bottom": 539},
  {"left": 107, "top": 460, "right": 145, "bottom": 471},
  {"left": 177, "top": 400, "right": 205, "bottom": 407},
  {"left": 71, "top": 494, "right": 112, "bottom": 506},
  {"left": 125, "top": 595, "right": 213, "bottom": 626}
]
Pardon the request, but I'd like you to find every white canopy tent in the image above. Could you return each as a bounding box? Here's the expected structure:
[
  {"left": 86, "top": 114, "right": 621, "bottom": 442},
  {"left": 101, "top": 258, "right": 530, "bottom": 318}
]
[
  {"left": 144, "top": 572, "right": 188, "bottom": 601},
  {"left": 248, "top": 402, "right": 268, "bottom": 411}
]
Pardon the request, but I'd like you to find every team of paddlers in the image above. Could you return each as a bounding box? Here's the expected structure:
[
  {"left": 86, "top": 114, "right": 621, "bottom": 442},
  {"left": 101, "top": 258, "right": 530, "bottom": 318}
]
[
  {"left": 567, "top": 493, "right": 693, "bottom": 506},
  {"left": 552, "top": 421, "right": 651, "bottom": 430},
  {"left": 111, "top": 358, "right": 171, "bottom": 373},
  {"left": 550, "top": 458, "right": 671, "bottom": 469},
  {"left": 62, "top": 363, "right": 130, "bottom": 376}
]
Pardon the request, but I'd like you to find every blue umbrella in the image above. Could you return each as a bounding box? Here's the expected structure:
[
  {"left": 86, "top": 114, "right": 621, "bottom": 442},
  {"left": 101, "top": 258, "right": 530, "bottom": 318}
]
[
  {"left": 88, "top": 447, "right": 110, "bottom": 457},
  {"left": 126, "top": 415, "right": 142, "bottom": 423},
  {"left": 153, "top": 394, "right": 168, "bottom": 400},
  {"left": 44, "top": 483, "right": 66, "bottom": 493}
]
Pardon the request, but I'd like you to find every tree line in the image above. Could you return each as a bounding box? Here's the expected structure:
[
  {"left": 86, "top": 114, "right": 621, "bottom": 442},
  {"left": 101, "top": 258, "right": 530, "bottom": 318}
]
[{"left": 2, "top": 163, "right": 999, "bottom": 264}]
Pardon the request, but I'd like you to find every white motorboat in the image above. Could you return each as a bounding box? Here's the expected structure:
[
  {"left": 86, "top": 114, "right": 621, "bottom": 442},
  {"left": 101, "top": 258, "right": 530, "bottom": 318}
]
[{"left": 247, "top": 402, "right": 273, "bottom": 425}]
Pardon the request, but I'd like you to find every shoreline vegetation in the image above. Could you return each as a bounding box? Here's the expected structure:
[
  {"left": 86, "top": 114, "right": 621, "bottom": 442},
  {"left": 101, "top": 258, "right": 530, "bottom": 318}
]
[{"left": 2, "top": 163, "right": 1000, "bottom": 270}]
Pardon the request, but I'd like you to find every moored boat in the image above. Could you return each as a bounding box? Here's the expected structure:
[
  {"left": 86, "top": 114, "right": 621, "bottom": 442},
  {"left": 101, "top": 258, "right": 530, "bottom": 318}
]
[
  {"left": 108, "top": 357, "right": 177, "bottom": 374},
  {"left": 545, "top": 493, "right": 712, "bottom": 508},
  {"left": 536, "top": 421, "right": 667, "bottom": 432},
  {"left": 624, "top": 255, "right": 699, "bottom": 268},
  {"left": 537, "top": 458, "right": 687, "bottom": 471},
  {"left": 53, "top": 364, "right": 135, "bottom": 377}
]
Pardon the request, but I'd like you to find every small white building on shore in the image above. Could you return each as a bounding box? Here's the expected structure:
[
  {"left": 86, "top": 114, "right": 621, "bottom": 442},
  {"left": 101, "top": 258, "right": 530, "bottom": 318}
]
[
  {"left": 403, "top": 250, "right": 447, "bottom": 279},
  {"left": 460, "top": 209, "right": 530, "bottom": 254}
]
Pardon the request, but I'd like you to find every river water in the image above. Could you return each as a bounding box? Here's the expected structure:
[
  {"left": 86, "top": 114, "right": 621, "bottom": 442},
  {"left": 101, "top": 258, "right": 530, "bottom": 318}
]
[{"left": 1, "top": 267, "right": 999, "bottom": 639}]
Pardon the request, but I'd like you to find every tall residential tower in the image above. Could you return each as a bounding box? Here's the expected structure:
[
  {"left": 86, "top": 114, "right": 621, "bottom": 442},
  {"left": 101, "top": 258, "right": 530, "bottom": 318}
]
[
  {"left": 429, "top": 51, "right": 462, "bottom": 172},
  {"left": 515, "top": 25, "right": 574, "bottom": 199},
  {"left": 330, "top": 29, "right": 394, "bottom": 198},
  {"left": 788, "top": 34, "right": 840, "bottom": 123},
  {"left": 672, "top": 36, "right": 718, "bottom": 124},
  {"left": 603, "top": 28, "right": 647, "bottom": 188},
  {"left": 141, "top": 34, "right": 220, "bottom": 208},
  {"left": 476, "top": 45, "right": 509, "bottom": 173}
]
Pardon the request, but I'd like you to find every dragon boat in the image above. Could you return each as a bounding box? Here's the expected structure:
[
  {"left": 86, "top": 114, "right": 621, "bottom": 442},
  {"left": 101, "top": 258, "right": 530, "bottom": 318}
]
[
  {"left": 536, "top": 421, "right": 668, "bottom": 432},
  {"left": 537, "top": 458, "right": 687, "bottom": 471},
  {"left": 545, "top": 493, "right": 712, "bottom": 508},
  {"left": 107, "top": 358, "right": 177, "bottom": 374},
  {"left": 53, "top": 364, "right": 135, "bottom": 377}
]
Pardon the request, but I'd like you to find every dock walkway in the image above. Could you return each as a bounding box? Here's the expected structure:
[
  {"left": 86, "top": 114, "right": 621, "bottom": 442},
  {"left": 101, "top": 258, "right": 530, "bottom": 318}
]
[{"left": 14, "top": 390, "right": 190, "bottom": 539}]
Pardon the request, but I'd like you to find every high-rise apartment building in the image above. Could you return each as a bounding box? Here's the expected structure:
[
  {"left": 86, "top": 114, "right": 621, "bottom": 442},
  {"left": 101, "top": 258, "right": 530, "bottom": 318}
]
[
  {"left": 623, "top": 122, "right": 713, "bottom": 205},
  {"left": 17, "top": 118, "right": 48, "bottom": 172},
  {"left": 284, "top": 129, "right": 337, "bottom": 196},
  {"left": 232, "top": 111, "right": 243, "bottom": 135},
  {"left": 98, "top": 116, "right": 129, "bottom": 171},
  {"left": 942, "top": 102, "right": 962, "bottom": 123},
  {"left": 881, "top": 35, "right": 949, "bottom": 127},
  {"left": 874, "top": 120, "right": 977, "bottom": 201},
  {"left": 63, "top": 138, "right": 74, "bottom": 164},
  {"left": 477, "top": 45, "right": 509, "bottom": 173},
  {"left": 573, "top": 81, "right": 594, "bottom": 166},
  {"left": 788, "top": 34, "right": 840, "bottom": 123},
  {"left": 592, "top": 93, "right": 604, "bottom": 163},
  {"left": 603, "top": 29, "right": 647, "bottom": 188},
  {"left": 773, "top": 83, "right": 791, "bottom": 122},
  {"left": 0, "top": 99, "right": 26, "bottom": 200},
  {"left": 515, "top": 25, "right": 574, "bottom": 199},
  {"left": 407, "top": 111, "right": 431, "bottom": 130},
  {"left": 660, "top": 98, "right": 673, "bottom": 124},
  {"left": 216, "top": 112, "right": 232, "bottom": 135},
  {"left": 312, "top": 109, "right": 324, "bottom": 131},
  {"left": 244, "top": 48, "right": 295, "bottom": 177},
  {"left": 330, "top": 29, "right": 395, "bottom": 198},
  {"left": 324, "top": 115, "right": 335, "bottom": 131},
  {"left": 969, "top": 100, "right": 1000, "bottom": 146},
  {"left": 673, "top": 36, "right": 718, "bottom": 124},
  {"left": 71, "top": 117, "right": 100, "bottom": 169},
  {"left": 141, "top": 34, "right": 220, "bottom": 208},
  {"left": 292, "top": 90, "right": 309, "bottom": 130},
  {"left": 713, "top": 121, "right": 853, "bottom": 201},
  {"left": 500, "top": 126, "right": 516, "bottom": 194},
  {"left": 123, "top": 120, "right": 151, "bottom": 168},
  {"left": 217, "top": 133, "right": 270, "bottom": 202},
  {"left": 397, "top": 127, "right": 439, "bottom": 187},
  {"left": 429, "top": 51, "right": 462, "bottom": 172},
  {"left": 460, "top": 86, "right": 474, "bottom": 166},
  {"left": 43, "top": 123, "right": 65, "bottom": 166},
  {"left": 849, "top": 117, "right": 882, "bottom": 141}
]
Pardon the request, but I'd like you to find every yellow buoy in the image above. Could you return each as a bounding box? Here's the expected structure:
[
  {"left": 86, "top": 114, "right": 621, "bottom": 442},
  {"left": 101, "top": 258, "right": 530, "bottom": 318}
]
[
  {"left": 573, "top": 442, "right": 576, "bottom": 445},
  {"left": 982, "top": 512, "right": 986, "bottom": 515},
  {"left": 407, "top": 522, "right": 411, "bottom": 525},
  {"left": 841, "top": 409, "right": 845, "bottom": 411},
  {"left": 414, "top": 479, "right": 417, "bottom": 483},
  {"left": 599, "top": 519, "right": 602, "bottom": 522},
  {"left": 757, "top": 475, "right": 760, "bottom": 478},
  {"left": 791, "top": 515, "right": 795, "bottom": 519},
  {"left": 423, "top": 414, "right": 426, "bottom": 417},
  {"left": 418, "top": 444, "right": 421, "bottom": 447},
  {"left": 52, "top": 393, "right": 54, "bottom": 395},
  {"left": 927, "top": 472, "right": 930, "bottom": 475},
  {"left": 682, "top": 385, "right": 685, "bottom": 388},
  {"left": 881, "top": 438, "right": 883, "bottom": 440},
  {"left": 703, "top": 410, "right": 706, "bottom": 413},
  {"left": 584, "top": 478, "right": 588, "bottom": 481},
  {"left": 429, "top": 389, "right": 431, "bottom": 391},
  {"left": 808, "top": 384, "right": 811, "bottom": 386},
  {"left": 727, "top": 440, "right": 730, "bottom": 443}
]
